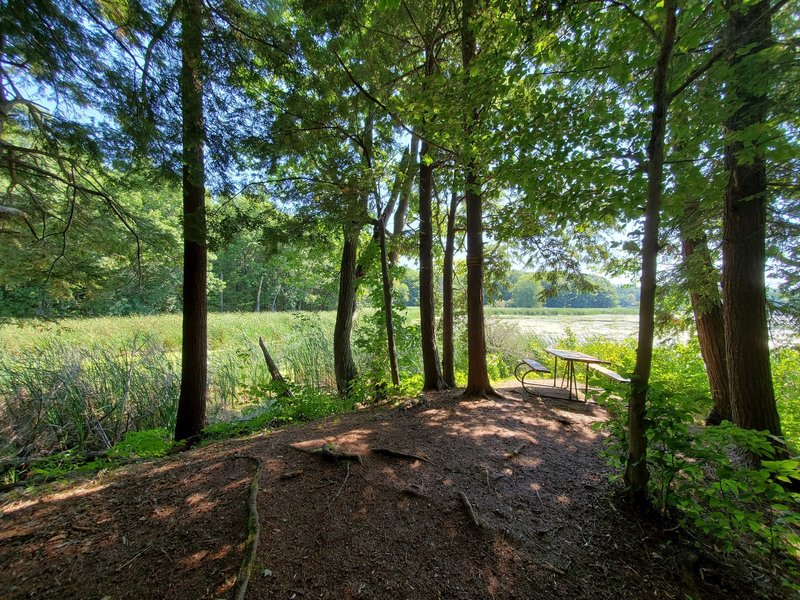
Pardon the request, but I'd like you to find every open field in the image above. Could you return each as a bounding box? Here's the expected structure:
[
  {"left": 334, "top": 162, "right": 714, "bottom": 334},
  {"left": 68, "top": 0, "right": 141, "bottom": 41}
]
[{"left": 0, "top": 308, "right": 643, "bottom": 354}]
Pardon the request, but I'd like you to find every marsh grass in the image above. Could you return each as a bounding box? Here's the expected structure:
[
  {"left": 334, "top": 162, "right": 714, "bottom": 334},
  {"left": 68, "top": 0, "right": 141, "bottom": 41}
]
[{"left": 1, "top": 310, "right": 797, "bottom": 459}]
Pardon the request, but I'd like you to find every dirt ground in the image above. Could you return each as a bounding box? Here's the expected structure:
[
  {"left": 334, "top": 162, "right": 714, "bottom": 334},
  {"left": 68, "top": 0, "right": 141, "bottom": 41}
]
[{"left": 0, "top": 385, "right": 794, "bottom": 599}]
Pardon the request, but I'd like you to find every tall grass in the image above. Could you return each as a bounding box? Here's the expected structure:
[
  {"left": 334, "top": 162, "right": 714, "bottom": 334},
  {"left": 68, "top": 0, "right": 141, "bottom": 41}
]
[{"left": 1, "top": 310, "right": 797, "bottom": 456}]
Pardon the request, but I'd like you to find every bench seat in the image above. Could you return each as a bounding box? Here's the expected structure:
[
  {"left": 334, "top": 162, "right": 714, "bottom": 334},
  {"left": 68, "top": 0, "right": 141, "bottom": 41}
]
[
  {"left": 521, "top": 358, "right": 550, "bottom": 373},
  {"left": 588, "top": 363, "right": 630, "bottom": 383}
]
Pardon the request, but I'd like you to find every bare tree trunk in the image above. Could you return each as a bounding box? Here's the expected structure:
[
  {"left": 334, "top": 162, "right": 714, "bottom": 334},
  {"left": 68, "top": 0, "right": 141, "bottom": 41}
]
[
  {"left": 219, "top": 272, "right": 224, "bottom": 312},
  {"left": 271, "top": 285, "right": 280, "bottom": 312},
  {"left": 461, "top": 0, "right": 494, "bottom": 399},
  {"left": 333, "top": 225, "right": 360, "bottom": 396},
  {"left": 389, "top": 135, "right": 419, "bottom": 267},
  {"left": 175, "top": 0, "right": 208, "bottom": 442},
  {"left": 258, "top": 336, "right": 292, "bottom": 398},
  {"left": 442, "top": 183, "right": 459, "bottom": 388},
  {"left": 256, "top": 274, "right": 263, "bottom": 313},
  {"left": 625, "top": 0, "right": 677, "bottom": 505},
  {"left": 419, "top": 138, "right": 445, "bottom": 390},
  {"left": 722, "top": 0, "right": 783, "bottom": 444},
  {"left": 377, "top": 216, "right": 400, "bottom": 386},
  {"left": 680, "top": 230, "right": 731, "bottom": 425}
]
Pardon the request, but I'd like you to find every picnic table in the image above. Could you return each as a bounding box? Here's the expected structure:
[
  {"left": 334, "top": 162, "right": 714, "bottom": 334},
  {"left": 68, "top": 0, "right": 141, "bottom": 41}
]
[{"left": 545, "top": 347, "right": 610, "bottom": 400}]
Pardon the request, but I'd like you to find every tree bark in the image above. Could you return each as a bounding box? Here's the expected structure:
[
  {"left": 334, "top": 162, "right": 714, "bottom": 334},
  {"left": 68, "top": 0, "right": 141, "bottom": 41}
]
[
  {"left": 377, "top": 216, "right": 400, "bottom": 386},
  {"left": 175, "top": 0, "right": 208, "bottom": 442},
  {"left": 258, "top": 336, "right": 292, "bottom": 398},
  {"left": 680, "top": 227, "right": 731, "bottom": 425},
  {"left": 333, "top": 225, "right": 360, "bottom": 396},
  {"left": 219, "top": 272, "right": 224, "bottom": 312},
  {"left": 625, "top": 0, "right": 677, "bottom": 505},
  {"left": 461, "top": 0, "right": 494, "bottom": 399},
  {"left": 256, "top": 274, "right": 263, "bottom": 312},
  {"left": 389, "top": 135, "right": 419, "bottom": 267},
  {"left": 722, "top": 0, "right": 783, "bottom": 442},
  {"left": 442, "top": 183, "right": 459, "bottom": 388}
]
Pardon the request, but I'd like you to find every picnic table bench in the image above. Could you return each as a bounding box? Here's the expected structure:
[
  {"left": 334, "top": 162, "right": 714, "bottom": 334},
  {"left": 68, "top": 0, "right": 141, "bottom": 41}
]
[
  {"left": 514, "top": 359, "right": 551, "bottom": 394},
  {"left": 588, "top": 363, "right": 630, "bottom": 383}
]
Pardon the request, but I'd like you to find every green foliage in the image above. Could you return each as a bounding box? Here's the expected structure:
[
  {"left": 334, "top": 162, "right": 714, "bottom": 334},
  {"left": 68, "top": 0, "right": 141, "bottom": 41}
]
[
  {"left": 596, "top": 388, "right": 800, "bottom": 588},
  {"left": 107, "top": 428, "right": 173, "bottom": 459},
  {"left": 773, "top": 348, "right": 800, "bottom": 447},
  {"left": 201, "top": 383, "right": 349, "bottom": 443}
]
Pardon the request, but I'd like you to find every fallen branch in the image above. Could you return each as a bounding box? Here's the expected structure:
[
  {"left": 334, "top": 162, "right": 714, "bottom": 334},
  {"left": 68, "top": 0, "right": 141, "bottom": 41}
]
[
  {"left": 258, "top": 336, "right": 293, "bottom": 398},
  {"left": 333, "top": 462, "right": 350, "bottom": 500},
  {"left": 371, "top": 447, "right": 429, "bottom": 462},
  {"left": 289, "top": 443, "right": 363, "bottom": 465},
  {"left": 456, "top": 490, "right": 483, "bottom": 528},
  {"left": 232, "top": 455, "right": 264, "bottom": 600}
]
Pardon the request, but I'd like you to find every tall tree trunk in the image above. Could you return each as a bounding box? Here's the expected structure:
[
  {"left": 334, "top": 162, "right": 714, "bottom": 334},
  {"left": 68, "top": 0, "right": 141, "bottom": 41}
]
[
  {"left": 418, "top": 45, "right": 445, "bottom": 391},
  {"left": 680, "top": 227, "right": 731, "bottom": 425},
  {"left": 722, "top": 0, "right": 783, "bottom": 442},
  {"left": 442, "top": 183, "right": 459, "bottom": 388},
  {"left": 271, "top": 285, "right": 280, "bottom": 311},
  {"left": 461, "top": 0, "right": 494, "bottom": 399},
  {"left": 256, "top": 274, "right": 263, "bottom": 312},
  {"left": 333, "top": 225, "right": 360, "bottom": 396},
  {"left": 389, "top": 135, "right": 419, "bottom": 267},
  {"left": 377, "top": 216, "right": 400, "bottom": 386},
  {"left": 625, "top": 0, "right": 677, "bottom": 505},
  {"left": 419, "top": 137, "right": 445, "bottom": 390},
  {"left": 175, "top": 0, "right": 208, "bottom": 442},
  {"left": 219, "top": 272, "right": 224, "bottom": 312}
]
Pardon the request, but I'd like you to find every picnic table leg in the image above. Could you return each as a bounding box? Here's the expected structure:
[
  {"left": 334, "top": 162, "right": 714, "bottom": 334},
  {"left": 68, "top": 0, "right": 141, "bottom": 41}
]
[
  {"left": 585, "top": 363, "right": 590, "bottom": 400},
  {"left": 553, "top": 357, "right": 558, "bottom": 388}
]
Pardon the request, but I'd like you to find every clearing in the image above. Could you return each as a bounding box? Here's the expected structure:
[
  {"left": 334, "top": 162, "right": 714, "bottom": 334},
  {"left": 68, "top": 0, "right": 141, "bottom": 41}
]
[{"left": 0, "top": 385, "right": 791, "bottom": 599}]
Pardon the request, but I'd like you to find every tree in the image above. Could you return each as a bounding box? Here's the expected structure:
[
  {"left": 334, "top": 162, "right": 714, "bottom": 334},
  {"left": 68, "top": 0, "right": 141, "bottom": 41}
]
[
  {"left": 461, "top": 0, "right": 495, "bottom": 399},
  {"left": 174, "top": 0, "right": 208, "bottom": 442},
  {"left": 721, "top": 0, "right": 783, "bottom": 442},
  {"left": 625, "top": 0, "right": 677, "bottom": 505}
]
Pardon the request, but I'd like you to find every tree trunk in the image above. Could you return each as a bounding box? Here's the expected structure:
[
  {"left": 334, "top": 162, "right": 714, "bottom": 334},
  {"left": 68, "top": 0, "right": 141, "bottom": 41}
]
[
  {"left": 389, "top": 135, "right": 419, "bottom": 267},
  {"left": 258, "top": 336, "right": 292, "bottom": 398},
  {"left": 255, "top": 274, "right": 263, "bottom": 312},
  {"left": 442, "top": 184, "right": 459, "bottom": 388},
  {"left": 625, "top": 0, "right": 677, "bottom": 505},
  {"left": 219, "top": 272, "right": 224, "bottom": 312},
  {"left": 461, "top": 0, "right": 494, "bottom": 399},
  {"left": 377, "top": 216, "right": 400, "bottom": 386},
  {"left": 271, "top": 285, "right": 280, "bottom": 312},
  {"left": 722, "top": 0, "right": 783, "bottom": 442},
  {"left": 175, "top": 0, "right": 208, "bottom": 442},
  {"left": 680, "top": 230, "right": 731, "bottom": 425},
  {"left": 333, "top": 226, "right": 360, "bottom": 396},
  {"left": 419, "top": 130, "right": 445, "bottom": 390}
]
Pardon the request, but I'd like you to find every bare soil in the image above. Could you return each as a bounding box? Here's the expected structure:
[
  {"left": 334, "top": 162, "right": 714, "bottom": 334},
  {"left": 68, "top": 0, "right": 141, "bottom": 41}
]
[{"left": 0, "top": 385, "right": 793, "bottom": 599}]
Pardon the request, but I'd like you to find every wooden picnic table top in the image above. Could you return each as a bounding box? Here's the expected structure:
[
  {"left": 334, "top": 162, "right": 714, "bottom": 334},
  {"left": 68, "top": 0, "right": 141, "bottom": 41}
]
[{"left": 545, "top": 347, "right": 610, "bottom": 364}]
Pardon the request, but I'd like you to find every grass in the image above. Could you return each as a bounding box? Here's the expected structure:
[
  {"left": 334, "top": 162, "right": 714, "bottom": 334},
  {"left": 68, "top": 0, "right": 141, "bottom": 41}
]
[{"left": 1, "top": 309, "right": 797, "bottom": 457}]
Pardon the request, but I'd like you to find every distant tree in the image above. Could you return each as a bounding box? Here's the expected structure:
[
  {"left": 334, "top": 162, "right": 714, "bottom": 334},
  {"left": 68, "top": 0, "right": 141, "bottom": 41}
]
[{"left": 510, "top": 274, "right": 542, "bottom": 308}]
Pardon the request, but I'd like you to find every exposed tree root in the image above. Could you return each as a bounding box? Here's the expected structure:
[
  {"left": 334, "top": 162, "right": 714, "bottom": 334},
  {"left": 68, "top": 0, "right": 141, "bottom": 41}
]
[
  {"left": 232, "top": 454, "right": 263, "bottom": 600},
  {"left": 371, "top": 447, "right": 430, "bottom": 462},
  {"left": 456, "top": 490, "right": 483, "bottom": 528},
  {"left": 289, "top": 443, "right": 363, "bottom": 465}
]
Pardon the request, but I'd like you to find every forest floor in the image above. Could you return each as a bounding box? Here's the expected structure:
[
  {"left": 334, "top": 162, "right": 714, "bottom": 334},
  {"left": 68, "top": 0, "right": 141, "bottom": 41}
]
[{"left": 0, "top": 384, "right": 794, "bottom": 599}]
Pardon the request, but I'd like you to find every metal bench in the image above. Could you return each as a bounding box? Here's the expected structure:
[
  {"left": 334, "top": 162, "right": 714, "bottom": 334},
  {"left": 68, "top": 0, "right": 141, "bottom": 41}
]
[
  {"left": 515, "top": 359, "right": 551, "bottom": 394},
  {"left": 588, "top": 363, "right": 630, "bottom": 383}
]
